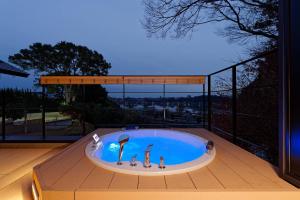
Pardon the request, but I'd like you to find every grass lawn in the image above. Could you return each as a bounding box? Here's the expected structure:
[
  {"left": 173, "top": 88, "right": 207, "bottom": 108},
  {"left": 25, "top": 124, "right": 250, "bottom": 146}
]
[{"left": 12, "top": 112, "right": 71, "bottom": 123}]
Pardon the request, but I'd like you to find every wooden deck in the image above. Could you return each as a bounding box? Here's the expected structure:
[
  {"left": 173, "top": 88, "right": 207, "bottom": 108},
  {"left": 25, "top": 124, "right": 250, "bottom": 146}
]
[
  {"left": 33, "top": 128, "right": 300, "bottom": 200},
  {"left": 0, "top": 144, "right": 65, "bottom": 200}
]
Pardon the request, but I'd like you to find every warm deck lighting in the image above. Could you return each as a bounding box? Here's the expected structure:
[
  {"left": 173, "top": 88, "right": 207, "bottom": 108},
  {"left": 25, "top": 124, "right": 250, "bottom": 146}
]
[
  {"left": 39, "top": 75, "right": 206, "bottom": 85},
  {"left": 31, "top": 182, "right": 39, "bottom": 200}
]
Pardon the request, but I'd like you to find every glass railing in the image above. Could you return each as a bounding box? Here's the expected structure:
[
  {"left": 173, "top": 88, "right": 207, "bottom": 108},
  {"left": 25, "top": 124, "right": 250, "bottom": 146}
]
[
  {"left": 0, "top": 50, "right": 278, "bottom": 166},
  {"left": 0, "top": 89, "right": 206, "bottom": 141},
  {"left": 207, "top": 50, "right": 278, "bottom": 165}
]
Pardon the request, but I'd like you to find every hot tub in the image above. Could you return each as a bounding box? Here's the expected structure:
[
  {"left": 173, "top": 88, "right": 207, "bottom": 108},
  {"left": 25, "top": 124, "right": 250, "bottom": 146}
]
[{"left": 85, "top": 129, "right": 215, "bottom": 176}]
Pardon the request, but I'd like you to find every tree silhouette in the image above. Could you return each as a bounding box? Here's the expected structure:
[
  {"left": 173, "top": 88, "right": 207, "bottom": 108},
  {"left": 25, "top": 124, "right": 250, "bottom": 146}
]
[
  {"left": 143, "top": 0, "right": 278, "bottom": 44},
  {"left": 9, "top": 41, "right": 111, "bottom": 103},
  {"left": 9, "top": 41, "right": 111, "bottom": 77},
  {"left": 8, "top": 42, "right": 113, "bottom": 134},
  {"left": 142, "top": 0, "right": 280, "bottom": 164}
]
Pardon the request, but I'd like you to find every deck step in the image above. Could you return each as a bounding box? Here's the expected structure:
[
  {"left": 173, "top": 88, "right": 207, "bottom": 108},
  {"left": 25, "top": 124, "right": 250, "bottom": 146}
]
[{"left": 0, "top": 147, "right": 62, "bottom": 190}]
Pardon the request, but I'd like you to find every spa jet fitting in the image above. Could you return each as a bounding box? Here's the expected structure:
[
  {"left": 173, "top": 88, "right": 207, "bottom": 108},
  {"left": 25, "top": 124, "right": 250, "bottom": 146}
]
[
  {"left": 159, "top": 156, "right": 166, "bottom": 169},
  {"left": 130, "top": 154, "right": 137, "bottom": 167},
  {"left": 206, "top": 140, "right": 214, "bottom": 153},
  {"left": 117, "top": 134, "right": 129, "bottom": 165},
  {"left": 144, "top": 144, "right": 153, "bottom": 168}
]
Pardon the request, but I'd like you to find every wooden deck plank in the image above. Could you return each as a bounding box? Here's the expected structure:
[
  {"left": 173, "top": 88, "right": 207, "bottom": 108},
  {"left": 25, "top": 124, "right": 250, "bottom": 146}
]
[
  {"left": 37, "top": 129, "right": 117, "bottom": 189},
  {"left": 0, "top": 148, "right": 61, "bottom": 191},
  {"left": 42, "top": 190, "right": 74, "bottom": 200},
  {"left": 37, "top": 129, "right": 115, "bottom": 172},
  {"left": 207, "top": 157, "right": 251, "bottom": 189},
  {"left": 0, "top": 149, "right": 50, "bottom": 174},
  {"left": 37, "top": 135, "right": 90, "bottom": 171},
  {"left": 38, "top": 142, "right": 88, "bottom": 188},
  {"left": 32, "top": 128, "right": 297, "bottom": 198},
  {"left": 189, "top": 167, "right": 224, "bottom": 190},
  {"left": 79, "top": 166, "right": 114, "bottom": 190},
  {"left": 0, "top": 150, "right": 21, "bottom": 173},
  {"left": 0, "top": 172, "right": 33, "bottom": 200},
  {"left": 109, "top": 173, "right": 138, "bottom": 190},
  {"left": 165, "top": 173, "right": 196, "bottom": 190},
  {"left": 214, "top": 144, "right": 280, "bottom": 188},
  {"left": 185, "top": 128, "right": 296, "bottom": 189},
  {"left": 0, "top": 149, "right": 21, "bottom": 163},
  {"left": 138, "top": 176, "right": 166, "bottom": 190},
  {"left": 51, "top": 157, "right": 95, "bottom": 190},
  {"left": 75, "top": 191, "right": 300, "bottom": 200}
]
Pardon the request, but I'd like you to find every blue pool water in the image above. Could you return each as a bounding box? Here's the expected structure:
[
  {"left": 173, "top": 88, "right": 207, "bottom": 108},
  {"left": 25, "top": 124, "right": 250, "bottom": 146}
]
[{"left": 97, "top": 136, "right": 206, "bottom": 165}]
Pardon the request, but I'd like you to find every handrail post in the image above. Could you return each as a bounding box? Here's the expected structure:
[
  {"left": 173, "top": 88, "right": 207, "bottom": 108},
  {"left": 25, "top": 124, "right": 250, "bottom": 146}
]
[
  {"left": 42, "top": 86, "right": 46, "bottom": 140},
  {"left": 122, "top": 82, "right": 125, "bottom": 107},
  {"left": 232, "top": 66, "right": 237, "bottom": 144},
  {"left": 122, "top": 82, "right": 126, "bottom": 127},
  {"left": 82, "top": 85, "right": 86, "bottom": 136},
  {"left": 208, "top": 75, "right": 212, "bottom": 131},
  {"left": 163, "top": 83, "right": 166, "bottom": 122},
  {"left": 202, "top": 84, "right": 206, "bottom": 128}
]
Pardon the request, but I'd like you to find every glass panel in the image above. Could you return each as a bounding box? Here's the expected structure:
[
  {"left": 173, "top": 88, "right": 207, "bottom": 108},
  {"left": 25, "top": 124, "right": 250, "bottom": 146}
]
[
  {"left": 236, "top": 52, "right": 278, "bottom": 164},
  {"left": 164, "top": 93, "right": 203, "bottom": 127},
  {"left": 45, "top": 107, "right": 83, "bottom": 139},
  {"left": 4, "top": 89, "right": 43, "bottom": 140},
  {"left": 45, "top": 85, "right": 85, "bottom": 140},
  {"left": 5, "top": 107, "right": 43, "bottom": 140},
  {"left": 210, "top": 69, "right": 233, "bottom": 140},
  {"left": 209, "top": 52, "right": 278, "bottom": 165}
]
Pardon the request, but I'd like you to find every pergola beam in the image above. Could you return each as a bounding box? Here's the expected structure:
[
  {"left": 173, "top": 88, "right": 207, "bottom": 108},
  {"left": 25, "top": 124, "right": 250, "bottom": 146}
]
[{"left": 40, "top": 75, "right": 206, "bottom": 85}]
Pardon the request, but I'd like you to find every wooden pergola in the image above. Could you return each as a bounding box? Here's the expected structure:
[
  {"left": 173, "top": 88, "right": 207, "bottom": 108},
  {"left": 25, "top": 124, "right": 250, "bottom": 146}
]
[{"left": 39, "top": 75, "right": 206, "bottom": 85}]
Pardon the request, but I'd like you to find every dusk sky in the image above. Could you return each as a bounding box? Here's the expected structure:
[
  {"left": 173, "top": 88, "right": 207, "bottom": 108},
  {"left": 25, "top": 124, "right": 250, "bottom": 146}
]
[{"left": 0, "top": 0, "right": 254, "bottom": 92}]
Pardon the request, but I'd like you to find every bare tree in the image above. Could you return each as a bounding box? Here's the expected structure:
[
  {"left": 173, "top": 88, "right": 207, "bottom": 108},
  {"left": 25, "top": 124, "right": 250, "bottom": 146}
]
[
  {"left": 143, "top": 0, "right": 278, "bottom": 43},
  {"left": 143, "top": 1, "right": 281, "bottom": 164}
]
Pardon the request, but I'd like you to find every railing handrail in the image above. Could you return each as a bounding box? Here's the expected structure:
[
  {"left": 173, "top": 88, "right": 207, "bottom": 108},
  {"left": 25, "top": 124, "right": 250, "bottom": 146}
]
[{"left": 208, "top": 49, "right": 277, "bottom": 76}]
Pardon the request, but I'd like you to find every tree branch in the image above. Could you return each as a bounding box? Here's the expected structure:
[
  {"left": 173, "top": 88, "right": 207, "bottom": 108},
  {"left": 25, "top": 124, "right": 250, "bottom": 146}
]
[{"left": 143, "top": 0, "right": 278, "bottom": 40}]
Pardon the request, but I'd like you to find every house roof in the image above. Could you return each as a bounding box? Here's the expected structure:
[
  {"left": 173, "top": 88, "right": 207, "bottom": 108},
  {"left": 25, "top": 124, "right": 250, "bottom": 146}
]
[{"left": 0, "top": 60, "right": 29, "bottom": 77}]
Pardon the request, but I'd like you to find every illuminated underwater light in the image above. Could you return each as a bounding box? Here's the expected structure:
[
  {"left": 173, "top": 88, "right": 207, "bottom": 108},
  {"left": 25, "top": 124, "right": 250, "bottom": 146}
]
[{"left": 108, "top": 143, "right": 120, "bottom": 152}]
